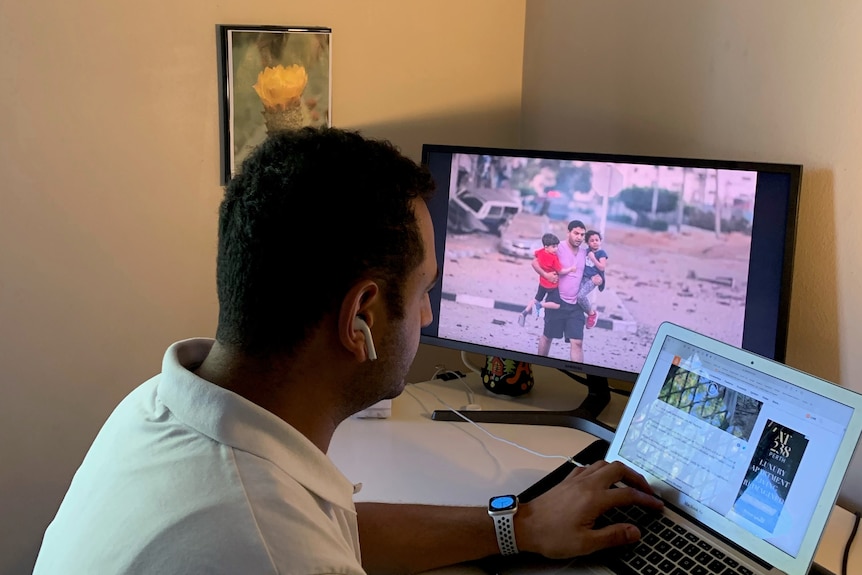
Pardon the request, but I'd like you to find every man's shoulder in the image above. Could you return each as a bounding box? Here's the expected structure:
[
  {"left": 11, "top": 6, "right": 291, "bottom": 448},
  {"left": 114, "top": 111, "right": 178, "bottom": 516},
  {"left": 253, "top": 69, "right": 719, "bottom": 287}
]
[
  {"left": 33, "top": 439, "right": 273, "bottom": 573},
  {"left": 36, "top": 432, "right": 363, "bottom": 575}
]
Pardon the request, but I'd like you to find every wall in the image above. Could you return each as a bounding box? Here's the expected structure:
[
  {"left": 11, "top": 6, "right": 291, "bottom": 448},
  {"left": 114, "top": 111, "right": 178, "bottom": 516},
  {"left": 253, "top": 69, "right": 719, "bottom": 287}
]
[
  {"left": 522, "top": 0, "right": 862, "bottom": 511},
  {"left": 11, "top": 0, "right": 858, "bottom": 569},
  {"left": 0, "top": 1, "right": 526, "bottom": 572}
]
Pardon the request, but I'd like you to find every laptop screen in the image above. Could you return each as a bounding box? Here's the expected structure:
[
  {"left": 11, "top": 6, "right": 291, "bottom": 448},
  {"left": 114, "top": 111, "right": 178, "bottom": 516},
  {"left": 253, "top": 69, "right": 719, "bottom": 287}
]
[{"left": 606, "top": 323, "right": 862, "bottom": 573}]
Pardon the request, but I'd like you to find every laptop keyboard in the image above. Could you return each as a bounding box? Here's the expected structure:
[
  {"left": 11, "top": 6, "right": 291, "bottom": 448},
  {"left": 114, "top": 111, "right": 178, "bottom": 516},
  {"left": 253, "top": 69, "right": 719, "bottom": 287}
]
[{"left": 595, "top": 505, "right": 757, "bottom": 575}]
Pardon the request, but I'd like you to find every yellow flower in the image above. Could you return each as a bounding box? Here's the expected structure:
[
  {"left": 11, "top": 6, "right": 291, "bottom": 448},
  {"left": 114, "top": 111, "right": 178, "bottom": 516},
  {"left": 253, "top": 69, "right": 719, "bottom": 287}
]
[{"left": 253, "top": 65, "right": 308, "bottom": 110}]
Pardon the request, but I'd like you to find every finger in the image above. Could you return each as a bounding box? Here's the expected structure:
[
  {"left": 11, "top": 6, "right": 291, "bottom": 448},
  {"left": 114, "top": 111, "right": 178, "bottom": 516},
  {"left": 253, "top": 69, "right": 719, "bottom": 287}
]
[
  {"left": 602, "top": 485, "right": 664, "bottom": 512},
  {"left": 580, "top": 461, "right": 655, "bottom": 496},
  {"left": 579, "top": 523, "right": 642, "bottom": 555},
  {"left": 616, "top": 466, "right": 657, "bottom": 495},
  {"left": 565, "top": 465, "right": 589, "bottom": 479},
  {"left": 576, "top": 460, "right": 630, "bottom": 484}
]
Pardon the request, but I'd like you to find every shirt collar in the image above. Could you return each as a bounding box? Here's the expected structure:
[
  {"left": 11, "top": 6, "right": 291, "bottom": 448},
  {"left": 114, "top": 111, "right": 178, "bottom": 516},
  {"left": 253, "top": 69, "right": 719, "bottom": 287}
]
[{"left": 156, "top": 338, "right": 357, "bottom": 512}]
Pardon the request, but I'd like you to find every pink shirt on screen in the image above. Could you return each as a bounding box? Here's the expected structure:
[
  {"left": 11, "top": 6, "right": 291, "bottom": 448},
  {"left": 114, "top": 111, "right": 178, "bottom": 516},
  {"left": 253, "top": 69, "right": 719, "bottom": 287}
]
[
  {"left": 556, "top": 240, "right": 586, "bottom": 304},
  {"left": 534, "top": 248, "right": 563, "bottom": 289}
]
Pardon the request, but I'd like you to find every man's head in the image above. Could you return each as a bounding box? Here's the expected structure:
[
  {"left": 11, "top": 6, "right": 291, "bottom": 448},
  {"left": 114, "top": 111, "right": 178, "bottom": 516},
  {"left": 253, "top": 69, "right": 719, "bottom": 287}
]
[
  {"left": 215, "top": 127, "right": 437, "bottom": 361},
  {"left": 566, "top": 219, "right": 587, "bottom": 248}
]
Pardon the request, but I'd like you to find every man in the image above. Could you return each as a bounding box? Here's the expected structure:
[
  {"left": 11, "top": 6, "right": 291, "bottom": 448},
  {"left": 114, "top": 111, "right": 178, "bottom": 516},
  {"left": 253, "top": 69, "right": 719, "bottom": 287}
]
[
  {"left": 34, "top": 129, "right": 660, "bottom": 574},
  {"left": 533, "top": 219, "right": 602, "bottom": 363}
]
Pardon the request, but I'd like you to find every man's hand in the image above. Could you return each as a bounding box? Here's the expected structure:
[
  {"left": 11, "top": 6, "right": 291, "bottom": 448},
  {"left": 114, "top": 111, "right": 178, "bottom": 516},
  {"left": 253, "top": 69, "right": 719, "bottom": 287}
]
[
  {"left": 591, "top": 275, "right": 603, "bottom": 286},
  {"left": 514, "top": 461, "right": 663, "bottom": 559},
  {"left": 532, "top": 258, "right": 559, "bottom": 284}
]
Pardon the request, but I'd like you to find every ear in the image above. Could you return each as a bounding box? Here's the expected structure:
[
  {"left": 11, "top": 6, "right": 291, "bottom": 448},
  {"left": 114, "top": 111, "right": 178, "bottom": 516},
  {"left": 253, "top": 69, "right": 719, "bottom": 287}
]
[{"left": 338, "top": 280, "right": 380, "bottom": 362}]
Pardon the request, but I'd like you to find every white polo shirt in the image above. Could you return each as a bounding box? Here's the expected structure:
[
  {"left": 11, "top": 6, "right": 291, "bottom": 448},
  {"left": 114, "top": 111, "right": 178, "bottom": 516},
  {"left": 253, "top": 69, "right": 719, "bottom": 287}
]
[{"left": 34, "top": 338, "right": 365, "bottom": 575}]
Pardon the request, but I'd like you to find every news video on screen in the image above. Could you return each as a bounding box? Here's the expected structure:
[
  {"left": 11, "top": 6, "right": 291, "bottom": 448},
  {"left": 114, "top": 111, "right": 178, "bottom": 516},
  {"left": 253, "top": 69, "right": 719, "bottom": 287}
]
[{"left": 421, "top": 145, "right": 800, "bottom": 382}]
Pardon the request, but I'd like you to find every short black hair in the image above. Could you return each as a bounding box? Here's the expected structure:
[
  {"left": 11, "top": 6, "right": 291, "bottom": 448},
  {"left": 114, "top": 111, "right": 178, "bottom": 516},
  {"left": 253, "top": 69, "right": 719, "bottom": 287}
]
[
  {"left": 215, "top": 127, "right": 436, "bottom": 355},
  {"left": 568, "top": 219, "right": 586, "bottom": 231},
  {"left": 541, "top": 233, "right": 560, "bottom": 246},
  {"left": 585, "top": 230, "right": 602, "bottom": 243}
]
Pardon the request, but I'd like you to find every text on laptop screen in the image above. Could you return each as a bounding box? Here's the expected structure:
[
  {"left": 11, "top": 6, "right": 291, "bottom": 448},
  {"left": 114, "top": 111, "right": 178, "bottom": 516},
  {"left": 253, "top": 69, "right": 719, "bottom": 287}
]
[{"left": 616, "top": 335, "right": 853, "bottom": 557}]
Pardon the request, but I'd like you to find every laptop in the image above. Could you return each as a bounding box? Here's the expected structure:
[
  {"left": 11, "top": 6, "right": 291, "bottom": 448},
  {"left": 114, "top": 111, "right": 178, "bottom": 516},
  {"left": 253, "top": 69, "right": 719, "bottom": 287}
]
[{"left": 498, "top": 322, "right": 862, "bottom": 575}]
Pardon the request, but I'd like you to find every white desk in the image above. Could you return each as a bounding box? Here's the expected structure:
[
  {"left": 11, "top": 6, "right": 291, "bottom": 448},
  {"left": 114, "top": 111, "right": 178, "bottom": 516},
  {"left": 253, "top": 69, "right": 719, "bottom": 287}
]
[{"left": 329, "top": 372, "right": 859, "bottom": 575}]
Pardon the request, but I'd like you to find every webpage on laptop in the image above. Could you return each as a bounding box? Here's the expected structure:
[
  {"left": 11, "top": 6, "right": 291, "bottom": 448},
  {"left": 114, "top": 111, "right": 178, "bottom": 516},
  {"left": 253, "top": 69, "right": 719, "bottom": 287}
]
[{"left": 616, "top": 336, "right": 853, "bottom": 557}]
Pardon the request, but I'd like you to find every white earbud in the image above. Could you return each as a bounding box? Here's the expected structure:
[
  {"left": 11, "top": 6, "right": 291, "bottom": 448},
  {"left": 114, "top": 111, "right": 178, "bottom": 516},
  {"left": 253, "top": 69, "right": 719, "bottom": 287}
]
[{"left": 353, "top": 316, "right": 377, "bottom": 361}]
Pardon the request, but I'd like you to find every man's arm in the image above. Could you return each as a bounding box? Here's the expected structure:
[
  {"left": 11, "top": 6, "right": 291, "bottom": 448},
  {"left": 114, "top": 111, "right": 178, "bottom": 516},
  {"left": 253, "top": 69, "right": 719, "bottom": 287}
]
[
  {"left": 356, "top": 503, "right": 496, "bottom": 575},
  {"left": 531, "top": 258, "right": 558, "bottom": 284},
  {"left": 357, "top": 461, "right": 663, "bottom": 574}
]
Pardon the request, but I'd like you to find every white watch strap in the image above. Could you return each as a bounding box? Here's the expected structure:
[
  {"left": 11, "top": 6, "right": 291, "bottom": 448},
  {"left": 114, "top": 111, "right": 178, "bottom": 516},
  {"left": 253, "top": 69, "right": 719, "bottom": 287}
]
[{"left": 491, "top": 512, "right": 518, "bottom": 555}]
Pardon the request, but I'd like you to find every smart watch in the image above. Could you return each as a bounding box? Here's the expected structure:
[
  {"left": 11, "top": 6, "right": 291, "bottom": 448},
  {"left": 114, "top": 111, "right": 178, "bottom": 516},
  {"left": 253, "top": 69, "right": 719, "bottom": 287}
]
[{"left": 488, "top": 494, "right": 519, "bottom": 555}]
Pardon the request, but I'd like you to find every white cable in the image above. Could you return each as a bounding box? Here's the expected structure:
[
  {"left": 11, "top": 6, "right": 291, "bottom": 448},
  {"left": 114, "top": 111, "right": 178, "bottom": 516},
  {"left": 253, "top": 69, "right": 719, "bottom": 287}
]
[
  {"left": 404, "top": 385, "right": 435, "bottom": 417},
  {"left": 459, "top": 350, "right": 483, "bottom": 374},
  {"left": 410, "top": 382, "right": 574, "bottom": 465},
  {"left": 431, "top": 364, "right": 475, "bottom": 404}
]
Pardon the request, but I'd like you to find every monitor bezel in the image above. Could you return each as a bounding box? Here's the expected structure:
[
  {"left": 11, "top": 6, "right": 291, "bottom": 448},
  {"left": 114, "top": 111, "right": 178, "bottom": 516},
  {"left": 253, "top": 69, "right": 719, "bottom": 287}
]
[{"left": 420, "top": 143, "right": 802, "bottom": 383}]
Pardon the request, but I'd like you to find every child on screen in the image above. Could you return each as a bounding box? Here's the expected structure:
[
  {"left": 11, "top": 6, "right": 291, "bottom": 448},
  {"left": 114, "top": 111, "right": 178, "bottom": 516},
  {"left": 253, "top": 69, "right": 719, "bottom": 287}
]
[
  {"left": 578, "top": 230, "right": 608, "bottom": 329},
  {"left": 517, "top": 233, "right": 574, "bottom": 327}
]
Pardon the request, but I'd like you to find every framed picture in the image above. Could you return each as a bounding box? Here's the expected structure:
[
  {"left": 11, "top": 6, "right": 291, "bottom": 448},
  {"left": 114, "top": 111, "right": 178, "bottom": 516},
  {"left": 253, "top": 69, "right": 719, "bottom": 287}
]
[{"left": 217, "top": 25, "right": 332, "bottom": 183}]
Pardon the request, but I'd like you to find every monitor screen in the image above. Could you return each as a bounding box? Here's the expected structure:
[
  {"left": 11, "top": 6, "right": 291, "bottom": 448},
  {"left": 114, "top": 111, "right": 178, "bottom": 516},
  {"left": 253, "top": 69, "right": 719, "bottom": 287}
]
[{"left": 420, "top": 144, "right": 801, "bottom": 383}]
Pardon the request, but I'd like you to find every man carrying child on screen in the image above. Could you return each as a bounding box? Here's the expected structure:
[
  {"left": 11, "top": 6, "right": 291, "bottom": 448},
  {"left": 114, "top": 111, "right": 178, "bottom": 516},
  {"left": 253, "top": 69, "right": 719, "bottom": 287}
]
[{"left": 532, "top": 219, "right": 602, "bottom": 364}]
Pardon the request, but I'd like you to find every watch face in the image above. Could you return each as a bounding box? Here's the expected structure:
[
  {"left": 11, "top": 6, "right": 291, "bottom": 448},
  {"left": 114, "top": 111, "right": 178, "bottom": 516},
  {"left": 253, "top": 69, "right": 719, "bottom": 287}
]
[{"left": 489, "top": 495, "right": 517, "bottom": 511}]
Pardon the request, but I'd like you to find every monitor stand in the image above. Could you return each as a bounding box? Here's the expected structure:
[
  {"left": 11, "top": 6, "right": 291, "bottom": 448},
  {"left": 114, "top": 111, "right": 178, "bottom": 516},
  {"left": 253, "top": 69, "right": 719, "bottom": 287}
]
[{"left": 430, "top": 371, "right": 615, "bottom": 443}]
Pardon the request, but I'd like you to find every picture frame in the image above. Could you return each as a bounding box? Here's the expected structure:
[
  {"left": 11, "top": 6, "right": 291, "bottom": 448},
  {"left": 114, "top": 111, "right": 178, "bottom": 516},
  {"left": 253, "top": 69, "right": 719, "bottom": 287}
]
[{"left": 217, "top": 25, "right": 332, "bottom": 184}]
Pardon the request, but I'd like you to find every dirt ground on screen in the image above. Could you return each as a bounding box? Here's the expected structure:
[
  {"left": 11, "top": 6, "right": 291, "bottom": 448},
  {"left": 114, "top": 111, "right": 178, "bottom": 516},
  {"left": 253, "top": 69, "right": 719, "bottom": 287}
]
[{"left": 438, "top": 221, "right": 752, "bottom": 375}]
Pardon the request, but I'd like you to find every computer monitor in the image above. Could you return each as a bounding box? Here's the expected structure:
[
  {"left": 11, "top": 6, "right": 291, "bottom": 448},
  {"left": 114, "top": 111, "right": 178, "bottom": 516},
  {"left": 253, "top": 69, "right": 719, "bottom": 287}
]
[{"left": 420, "top": 144, "right": 801, "bottom": 431}]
